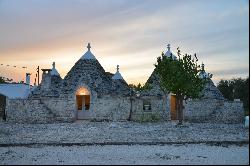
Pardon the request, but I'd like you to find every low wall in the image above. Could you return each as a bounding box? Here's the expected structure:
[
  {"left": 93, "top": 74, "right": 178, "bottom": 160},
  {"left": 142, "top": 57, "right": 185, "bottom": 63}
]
[
  {"left": 5, "top": 96, "right": 244, "bottom": 124},
  {"left": 5, "top": 95, "right": 131, "bottom": 123},
  {"left": 6, "top": 98, "right": 75, "bottom": 123},
  {"left": 184, "top": 99, "right": 244, "bottom": 124},
  {"left": 6, "top": 99, "right": 52, "bottom": 123}
]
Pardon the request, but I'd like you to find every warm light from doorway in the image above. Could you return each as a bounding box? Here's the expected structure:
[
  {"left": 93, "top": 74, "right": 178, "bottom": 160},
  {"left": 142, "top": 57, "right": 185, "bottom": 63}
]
[{"left": 76, "top": 87, "right": 90, "bottom": 96}]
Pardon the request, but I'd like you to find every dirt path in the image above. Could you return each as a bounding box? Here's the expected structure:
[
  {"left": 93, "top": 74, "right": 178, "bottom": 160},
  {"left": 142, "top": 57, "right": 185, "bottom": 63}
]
[
  {"left": 0, "top": 121, "right": 248, "bottom": 145},
  {"left": 0, "top": 144, "right": 248, "bottom": 165}
]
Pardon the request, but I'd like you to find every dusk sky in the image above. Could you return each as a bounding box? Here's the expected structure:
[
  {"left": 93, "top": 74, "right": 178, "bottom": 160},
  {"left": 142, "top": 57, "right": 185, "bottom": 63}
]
[{"left": 0, "top": 0, "right": 249, "bottom": 85}]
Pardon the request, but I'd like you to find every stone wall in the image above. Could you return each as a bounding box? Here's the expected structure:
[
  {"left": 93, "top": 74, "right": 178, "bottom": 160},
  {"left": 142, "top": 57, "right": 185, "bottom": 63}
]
[
  {"left": 6, "top": 98, "right": 75, "bottom": 123},
  {"left": 6, "top": 99, "right": 53, "bottom": 123},
  {"left": 6, "top": 95, "right": 132, "bottom": 123},
  {"left": 91, "top": 95, "right": 131, "bottom": 121},
  {"left": 184, "top": 99, "right": 244, "bottom": 124},
  {"left": 6, "top": 93, "right": 244, "bottom": 124},
  {"left": 40, "top": 97, "right": 76, "bottom": 122},
  {"left": 130, "top": 96, "right": 169, "bottom": 121}
]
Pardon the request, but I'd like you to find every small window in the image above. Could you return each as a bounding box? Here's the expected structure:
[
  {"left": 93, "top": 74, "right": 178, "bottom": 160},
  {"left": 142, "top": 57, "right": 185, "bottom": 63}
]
[{"left": 143, "top": 99, "right": 151, "bottom": 111}]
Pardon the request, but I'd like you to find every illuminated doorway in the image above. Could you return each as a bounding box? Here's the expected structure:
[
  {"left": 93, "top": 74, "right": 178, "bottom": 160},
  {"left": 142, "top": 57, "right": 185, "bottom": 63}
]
[{"left": 76, "top": 87, "right": 90, "bottom": 111}]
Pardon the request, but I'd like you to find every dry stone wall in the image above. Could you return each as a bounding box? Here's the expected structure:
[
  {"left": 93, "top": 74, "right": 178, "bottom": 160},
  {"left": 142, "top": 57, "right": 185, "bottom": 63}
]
[
  {"left": 6, "top": 99, "right": 54, "bottom": 123},
  {"left": 130, "top": 96, "right": 169, "bottom": 121},
  {"left": 184, "top": 99, "right": 244, "bottom": 123},
  {"left": 91, "top": 96, "right": 131, "bottom": 121},
  {"left": 6, "top": 98, "right": 75, "bottom": 123}
]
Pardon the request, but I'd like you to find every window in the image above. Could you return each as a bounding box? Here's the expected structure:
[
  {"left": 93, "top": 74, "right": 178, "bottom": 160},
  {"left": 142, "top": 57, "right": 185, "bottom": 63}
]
[{"left": 143, "top": 99, "right": 151, "bottom": 111}]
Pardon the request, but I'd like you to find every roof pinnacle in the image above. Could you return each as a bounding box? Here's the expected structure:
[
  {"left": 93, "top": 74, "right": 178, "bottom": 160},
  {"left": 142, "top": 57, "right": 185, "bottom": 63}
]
[
  {"left": 52, "top": 62, "right": 55, "bottom": 69},
  {"left": 81, "top": 42, "right": 96, "bottom": 60},
  {"left": 87, "top": 43, "right": 91, "bottom": 51},
  {"left": 112, "top": 65, "right": 123, "bottom": 80},
  {"left": 167, "top": 44, "right": 171, "bottom": 51},
  {"left": 117, "top": 65, "right": 119, "bottom": 72},
  {"left": 201, "top": 62, "right": 205, "bottom": 71}
]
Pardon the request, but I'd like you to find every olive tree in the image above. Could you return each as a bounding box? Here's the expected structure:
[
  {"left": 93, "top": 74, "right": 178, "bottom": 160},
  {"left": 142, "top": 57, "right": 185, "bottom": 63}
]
[{"left": 154, "top": 48, "right": 207, "bottom": 124}]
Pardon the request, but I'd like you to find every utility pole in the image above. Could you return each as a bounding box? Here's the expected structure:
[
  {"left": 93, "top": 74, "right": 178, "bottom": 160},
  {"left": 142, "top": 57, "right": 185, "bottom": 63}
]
[{"left": 36, "top": 66, "right": 40, "bottom": 85}]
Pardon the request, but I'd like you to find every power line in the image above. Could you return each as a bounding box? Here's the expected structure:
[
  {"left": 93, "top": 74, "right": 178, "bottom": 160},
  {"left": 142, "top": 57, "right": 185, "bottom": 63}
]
[
  {"left": 1, "top": 63, "right": 41, "bottom": 85},
  {"left": 0, "top": 63, "right": 27, "bottom": 69}
]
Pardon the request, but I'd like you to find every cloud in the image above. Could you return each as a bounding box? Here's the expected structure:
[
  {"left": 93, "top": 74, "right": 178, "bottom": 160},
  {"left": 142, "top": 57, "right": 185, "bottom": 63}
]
[{"left": 0, "top": 0, "right": 249, "bottom": 85}]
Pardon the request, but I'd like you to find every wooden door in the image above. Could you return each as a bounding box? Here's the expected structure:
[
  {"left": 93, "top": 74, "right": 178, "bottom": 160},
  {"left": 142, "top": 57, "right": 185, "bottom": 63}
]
[
  {"left": 85, "top": 95, "right": 90, "bottom": 110},
  {"left": 76, "top": 95, "right": 90, "bottom": 110},
  {"left": 76, "top": 95, "right": 83, "bottom": 110},
  {"left": 170, "top": 95, "right": 177, "bottom": 120}
]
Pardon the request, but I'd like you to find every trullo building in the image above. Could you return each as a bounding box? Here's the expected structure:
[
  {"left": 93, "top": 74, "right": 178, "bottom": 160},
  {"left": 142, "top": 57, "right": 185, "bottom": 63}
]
[{"left": 3, "top": 43, "right": 244, "bottom": 123}]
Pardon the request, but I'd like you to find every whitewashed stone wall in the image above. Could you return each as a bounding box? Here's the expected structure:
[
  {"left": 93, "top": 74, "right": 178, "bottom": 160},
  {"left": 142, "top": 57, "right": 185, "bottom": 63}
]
[{"left": 184, "top": 99, "right": 244, "bottom": 123}]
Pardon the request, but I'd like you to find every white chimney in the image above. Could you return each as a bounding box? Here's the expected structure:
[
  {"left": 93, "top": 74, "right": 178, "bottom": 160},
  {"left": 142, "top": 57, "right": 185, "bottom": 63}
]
[{"left": 26, "top": 73, "right": 31, "bottom": 89}]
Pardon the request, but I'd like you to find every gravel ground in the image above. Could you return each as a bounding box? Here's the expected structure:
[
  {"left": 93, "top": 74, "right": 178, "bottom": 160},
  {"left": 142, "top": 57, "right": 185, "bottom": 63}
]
[
  {"left": 0, "top": 144, "right": 248, "bottom": 165},
  {"left": 0, "top": 121, "right": 248, "bottom": 145}
]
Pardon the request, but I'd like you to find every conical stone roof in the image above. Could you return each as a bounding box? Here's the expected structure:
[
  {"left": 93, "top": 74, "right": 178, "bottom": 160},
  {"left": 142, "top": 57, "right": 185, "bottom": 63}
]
[
  {"left": 106, "top": 72, "right": 131, "bottom": 96},
  {"left": 62, "top": 58, "right": 113, "bottom": 96},
  {"left": 62, "top": 43, "right": 130, "bottom": 97},
  {"left": 201, "top": 78, "right": 225, "bottom": 100},
  {"left": 199, "top": 63, "right": 224, "bottom": 100},
  {"left": 140, "top": 70, "right": 165, "bottom": 97}
]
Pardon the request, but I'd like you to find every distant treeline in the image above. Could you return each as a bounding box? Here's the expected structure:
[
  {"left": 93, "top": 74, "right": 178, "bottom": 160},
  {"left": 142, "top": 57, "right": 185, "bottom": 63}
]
[
  {"left": 0, "top": 76, "right": 12, "bottom": 84},
  {"left": 0, "top": 76, "right": 24, "bottom": 84},
  {"left": 217, "top": 77, "right": 249, "bottom": 115}
]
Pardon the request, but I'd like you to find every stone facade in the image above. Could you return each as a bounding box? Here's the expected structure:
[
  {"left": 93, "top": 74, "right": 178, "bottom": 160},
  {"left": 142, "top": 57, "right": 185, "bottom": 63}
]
[
  {"left": 130, "top": 96, "right": 169, "bottom": 122},
  {"left": 184, "top": 99, "right": 244, "bottom": 124},
  {"left": 4, "top": 43, "right": 245, "bottom": 124},
  {"left": 6, "top": 45, "right": 133, "bottom": 123},
  {"left": 141, "top": 68, "right": 245, "bottom": 124}
]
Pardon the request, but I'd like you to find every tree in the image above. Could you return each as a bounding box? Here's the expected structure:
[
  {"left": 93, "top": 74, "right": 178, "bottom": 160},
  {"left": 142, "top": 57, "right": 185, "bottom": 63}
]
[
  {"left": 154, "top": 48, "right": 207, "bottom": 124},
  {"left": 217, "top": 80, "right": 232, "bottom": 100},
  {"left": 217, "top": 77, "right": 249, "bottom": 115},
  {"left": 129, "top": 83, "right": 142, "bottom": 92},
  {"left": 129, "top": 83, "right": 151, "bottom": 93},
  {"left": 0, "top": 76, "right": 13, "bottom": 84},
  {"left": 0, "top": 77, "right": 6, "bottom": 84}
]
